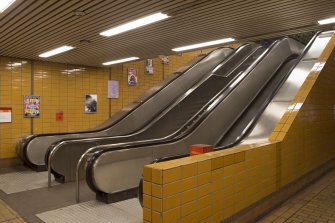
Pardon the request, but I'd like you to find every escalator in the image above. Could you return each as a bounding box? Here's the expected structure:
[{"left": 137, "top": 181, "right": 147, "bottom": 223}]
[
  {"left": 81, "top": 38, "right": 304, "bottom": 203},
  {"left": 135, "top": 30, "right": 335, "bottom": 206},
  {"left": 16, "top": 46, "right": 234, "bottom": 171},
  {"left": 47, "top": 44, "right": 262, "bottom": 183},
  {"left": 216, "top": 30, "right": 335, "bottom": 148}
]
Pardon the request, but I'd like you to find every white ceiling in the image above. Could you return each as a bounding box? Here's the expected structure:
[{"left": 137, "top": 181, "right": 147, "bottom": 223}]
[{"left": 0, "top": 0, "right": 335, "bottom": 67}]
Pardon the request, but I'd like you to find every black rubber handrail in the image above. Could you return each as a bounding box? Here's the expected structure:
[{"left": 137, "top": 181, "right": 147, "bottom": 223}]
[
  {"left": 85, "top": 39, "right": 283, "bottom": 194},
  {"left": 22, "top": 46, "right": 232, "bottom": 168}
]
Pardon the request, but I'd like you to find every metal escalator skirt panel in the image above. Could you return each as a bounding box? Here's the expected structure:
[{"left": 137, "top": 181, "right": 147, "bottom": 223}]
[
  {"left": 218, "top": 58, "right": 299, "bottom": 146},
  {"left": 241, "top": 30, "right": 334, "bottom": 144},
  {"left": 24, "top": 47, "right": 235, "bottom": 167},
  {"left": 88, "top": 39, "right": 302, "bottom": 194}
]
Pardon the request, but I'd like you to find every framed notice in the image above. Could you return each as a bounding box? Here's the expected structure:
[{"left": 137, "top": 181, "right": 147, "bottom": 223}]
[
  {"left": 0, "top": 107, "right": 12, "bottom": 123},
  {"left": 128, "top": 68, "right": 138, "bottom": 86},
  {"left": 24, "top": 95, "right": 40, "bottom": 117},
  {"left": 85, "top": 94, "right": 97, "bottom": 113},
  {"left": 145, "top": 59, "right": 154, "bottom": 74},
  {"left": 108, "top": 80, "right": 119, "bottom": 98}
]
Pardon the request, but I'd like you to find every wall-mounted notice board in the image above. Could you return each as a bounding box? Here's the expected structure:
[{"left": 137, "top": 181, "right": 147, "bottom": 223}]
[{"left": 0, "top": 107, "right": 12, "bottom": 123}]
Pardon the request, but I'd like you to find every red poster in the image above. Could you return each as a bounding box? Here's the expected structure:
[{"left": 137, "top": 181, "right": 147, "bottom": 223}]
[{"left": 56, "top": 112, "right": 63, "bottom": 122}]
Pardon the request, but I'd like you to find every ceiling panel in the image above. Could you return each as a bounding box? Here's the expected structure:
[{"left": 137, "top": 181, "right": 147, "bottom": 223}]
[{"left": 0, "top": 0, "right": 334, "bottom": 67}]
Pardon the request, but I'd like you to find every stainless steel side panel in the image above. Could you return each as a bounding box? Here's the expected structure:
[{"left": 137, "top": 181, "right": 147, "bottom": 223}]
[
  {"left": 91, "top": 39, "right": 303, "bottom": 194},
  {"left": 242, "top": 31, "right": 334, "bottom": 144},
  {"left": 25, "top": 48, "right": 233, "bottom": 166}
]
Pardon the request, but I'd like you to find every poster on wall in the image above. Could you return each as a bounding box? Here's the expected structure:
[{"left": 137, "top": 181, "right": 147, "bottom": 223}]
[
  {"left": 85, "top": 94, "right": 97, "bottom": 113},
  {"left": 159, "top": 55, "right": 169, "bottom": 65},
  {"left": 0, "top": 107, "right": 12, "bottom": 123},
  {"left": 128, "top": 68, "right": 138, "bottom": 86},
  {"left": 56, "top": 111, "right": 64, "bottom": 122},
  {"left": 108, "top": 80, "right": 119, "bottom": 98},
  {"left": 24, "top": 95, "right": 40, "bottom": 118},
  {"left": 145, "top": 59, "right": 154, "bottom": 74}
]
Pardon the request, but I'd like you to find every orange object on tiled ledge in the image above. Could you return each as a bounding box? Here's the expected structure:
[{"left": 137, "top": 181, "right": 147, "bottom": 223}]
[{"left": 189, "top": 144, "right": 213, "bottom": 156}]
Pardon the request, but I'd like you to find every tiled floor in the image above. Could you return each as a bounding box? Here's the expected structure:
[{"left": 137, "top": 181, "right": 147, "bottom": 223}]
[
  {"left": 0, "top": 169, "right": 334, "bottom": 223},
  {"left": 257, "top": 168, "right": 335, "bottom": 223},
  {"left": 0, "top": 199, "right": 25, "bottom": 223}
]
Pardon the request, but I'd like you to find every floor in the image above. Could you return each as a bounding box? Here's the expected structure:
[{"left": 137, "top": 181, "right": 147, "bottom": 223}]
[
  {"left": 0, "top": 166, "right": 95, "bottom": 223},
  {"left": 257, "top": 168, "right": 335, "bottom": 223},
  {"left": 0, "top": 166, "right": 334, "bottom": 222}
]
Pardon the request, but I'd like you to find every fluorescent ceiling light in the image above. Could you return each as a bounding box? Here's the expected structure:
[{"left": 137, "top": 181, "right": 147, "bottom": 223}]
[
  {"left": 100, "top": 12, "right": 169, "bottom": 37},
  {"left": 102, "top": 57, "right": 139, "bottom": 65},
  {"left": 39, "top": 46, "right": 74, "bottom": 58},
  {"left": 318, "top": 17, "right": 335, "bottom": 25},
  {"left": 0, "top": 0, "right": 15, "bottom": 13},
  {"left": 172, "top": 38, "right": 235, "bottom": 52}
]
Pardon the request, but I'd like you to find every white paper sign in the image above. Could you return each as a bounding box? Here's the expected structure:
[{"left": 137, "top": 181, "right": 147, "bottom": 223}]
[
  {"left": 108, "top": 80, "right": 119, "bottom": 98},
  {"left": 0, "top": 108, "right": 12, "bottom": 123}
]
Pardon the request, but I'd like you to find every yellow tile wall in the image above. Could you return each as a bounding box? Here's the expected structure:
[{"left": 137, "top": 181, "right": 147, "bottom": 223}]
[
  {"left": 0, "top": 58, "right": 31, "bottom": 158},
  {"left": 142, "top": 34, "right": 335, "bottom": 223},
  {"left": 0, "top": 45, "right": 234, "bottom": 159}
]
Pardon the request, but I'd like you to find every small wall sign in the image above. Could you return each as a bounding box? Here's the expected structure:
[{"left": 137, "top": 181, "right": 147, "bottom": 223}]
[
  {"left": 56, "top": 111, "right": 64, "bottom": 122},
  {"left": 0, "top": 107, "right": 12, "bottom": 123}
]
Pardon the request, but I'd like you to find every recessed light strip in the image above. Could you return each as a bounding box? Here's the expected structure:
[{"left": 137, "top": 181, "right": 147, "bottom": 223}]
[
  {"left": 39, "top": 46, "right": 74, "bottom": 58},
  {"left": 102, "top": 57, "right": 139, "bottom": 66},
  {"left": 100, "top": 12, "right": 169, "bottom": 37},
  {"left": 172, "top": 38, "right": 235, "bottom": 52},
  {"left": 318, "top": 17, "right": 335, "bottom": 25},
  {"left": 0, "top": 0, "right": 16, "bottom": 13}
]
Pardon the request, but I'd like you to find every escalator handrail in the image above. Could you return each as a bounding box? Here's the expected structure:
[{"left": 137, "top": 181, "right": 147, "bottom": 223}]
[
  {"left": 214, "top": 31, "right": 320, "bottom": 150},
  {"left": 85, "top": 38, "right": 286, "bottom": 194},
  {"left": 22, "top": 46, "right": 233, "bottom": 167}
]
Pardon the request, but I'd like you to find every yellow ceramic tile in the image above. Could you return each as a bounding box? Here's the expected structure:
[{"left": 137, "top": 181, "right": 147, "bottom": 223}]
[
  {"left": 163, "top": 181, "right": 182, "bottom": 197},
  {"left": 181, "top": 176, "right": 197, "bottom": 191},
  {"left": 162, "top": 207, "right": 180, "bottom": 223},
  {"left": 152, "top": 210, "right": 162, "bottom": 223},
  {"left": 152, "top": 197, "right": 162, "bottom": 212},
  {"left": 197, "top": 160, "right": 211, "bottom": 173},
  {"left": 163, "top": 167, "right": 181, "bottom": 184},
  {"left": 143, "top": 194, "right": 152, "bottom": 208},
  {"left": 181, "top": 200, "right": 197, "bottom": 217},
  {"left": 181, "top": 188, "right": 197, "bottom": 204},
  {"left": 162, "top": 194, "right": 181, "bottom": 211},
  {"left": 181, "top": 212, "right": 198, "bottom": 223},
  {"left": 181, "top": 163, "right": 197, "bottom": 178},
  {"left": 143, "top": 181, "right": 152, "bottom": 195},
  {"left": 197, "top": 183, "right": 211, "bottom": 198},
  {"left": 211, "top": 168, "right": 223, "bottom": 182},
  {"left": 152, "top": 183, "right": 163, "bottom": 198},
  {"left": 211, "top": 157, "right": 224, "bottom": 170},
  {"left": 143, "top": 208, "right": 152, "bottom": 222},
  {"left": 198, "top": 172, "right": 211, "bottom": 186},
  {"left": 198, "top": 205, "right": 212, "bottom": 221},
  {"left": 198, "top": 194, "right": 211, "bottom": 209},
  {"left": 152, "top": 168, "right": 163, "bottom": 185}
]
